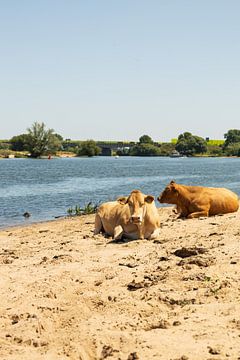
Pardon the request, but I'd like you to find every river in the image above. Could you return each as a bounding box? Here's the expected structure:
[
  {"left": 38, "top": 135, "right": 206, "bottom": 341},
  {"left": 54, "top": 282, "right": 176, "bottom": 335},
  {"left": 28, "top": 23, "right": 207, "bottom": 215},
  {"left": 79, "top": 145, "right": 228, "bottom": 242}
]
[{"left": 0, "top": 156, "right": 239, "bottom": 228}]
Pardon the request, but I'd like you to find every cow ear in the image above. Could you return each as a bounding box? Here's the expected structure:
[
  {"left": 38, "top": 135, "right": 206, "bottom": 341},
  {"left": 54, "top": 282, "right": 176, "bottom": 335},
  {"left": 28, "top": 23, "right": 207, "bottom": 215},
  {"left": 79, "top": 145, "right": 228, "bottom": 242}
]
[
  {"left": 117, "top": 196, "right": 127, "bottom": 205},
  {"left": 170, "top": 182, "right": 178, "bottom": 193},
  {"left": 145, "top": 195, "right": 154, "bottom": 203}
]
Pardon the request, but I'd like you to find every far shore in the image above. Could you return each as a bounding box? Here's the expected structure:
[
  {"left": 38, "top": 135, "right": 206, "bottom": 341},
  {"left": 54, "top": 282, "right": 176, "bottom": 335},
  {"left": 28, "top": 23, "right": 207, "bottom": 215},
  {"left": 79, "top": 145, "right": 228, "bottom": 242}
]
[
  {"left": 1, "top": 208, "right": 240, "bottom": 359},
  {"left": 0, "top": 152, "right": 240, "bottom": 159}
]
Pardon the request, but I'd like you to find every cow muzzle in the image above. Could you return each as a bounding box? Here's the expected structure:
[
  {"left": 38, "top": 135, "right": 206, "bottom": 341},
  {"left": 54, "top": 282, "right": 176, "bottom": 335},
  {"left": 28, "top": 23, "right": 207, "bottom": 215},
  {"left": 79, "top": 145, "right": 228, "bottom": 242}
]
[{"left": 131, "top": 216, "right": 142, "bottom": 224}]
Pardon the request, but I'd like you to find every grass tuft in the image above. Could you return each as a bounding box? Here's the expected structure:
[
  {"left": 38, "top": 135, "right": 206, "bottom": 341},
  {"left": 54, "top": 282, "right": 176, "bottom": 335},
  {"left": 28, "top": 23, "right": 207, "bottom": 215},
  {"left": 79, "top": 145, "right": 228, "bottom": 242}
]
[{"left": 67, "top": 202, "right": 99, "bottom": 216}]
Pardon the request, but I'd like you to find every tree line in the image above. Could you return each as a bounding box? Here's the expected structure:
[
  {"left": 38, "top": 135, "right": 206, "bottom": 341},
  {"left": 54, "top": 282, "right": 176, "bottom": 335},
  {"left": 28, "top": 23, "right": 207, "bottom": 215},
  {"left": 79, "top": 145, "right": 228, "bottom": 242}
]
[
  {"left": 1, "top": 122, "right": 100, "bottom": 158},
  {"left": 1, "top": 122, "right": 240, "bottom": 157}
]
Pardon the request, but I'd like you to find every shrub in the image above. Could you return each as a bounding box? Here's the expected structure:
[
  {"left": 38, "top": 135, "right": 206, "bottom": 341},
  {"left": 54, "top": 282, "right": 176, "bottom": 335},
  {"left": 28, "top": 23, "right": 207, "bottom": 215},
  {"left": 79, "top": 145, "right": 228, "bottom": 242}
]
[
  {"left": 77, "top": 140, "right": 101, "bottom": 157},
  {"left": 67, "top": 202, "right": 99, "bottom": 216}
]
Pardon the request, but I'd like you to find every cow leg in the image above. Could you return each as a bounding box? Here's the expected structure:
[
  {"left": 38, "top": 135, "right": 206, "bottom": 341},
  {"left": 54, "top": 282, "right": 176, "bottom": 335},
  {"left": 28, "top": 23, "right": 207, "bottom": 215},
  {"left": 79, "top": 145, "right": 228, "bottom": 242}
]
[
  {"left": 187, "top": 210, "right": 209, "bottom": 219},
  {"left": 177, "top": 212, "right": 187, "bottom": 219},
  {"left": 94, "top": 214, "right": 103, "bottom": 234},
  {"left": 173, "top": 204, "right": 182, "bottom": 214},
  {"left": 148, "top": 228, "right": 160, "bottom": 240},
  {"left": 113, "top": 225, "right": 124, "bottom": 240},
  {"left": 175, "top": 205, "right": 188, "bottom": 218},
  {"left": 137, "top": 226, "right": 144, "bottom": 240}
]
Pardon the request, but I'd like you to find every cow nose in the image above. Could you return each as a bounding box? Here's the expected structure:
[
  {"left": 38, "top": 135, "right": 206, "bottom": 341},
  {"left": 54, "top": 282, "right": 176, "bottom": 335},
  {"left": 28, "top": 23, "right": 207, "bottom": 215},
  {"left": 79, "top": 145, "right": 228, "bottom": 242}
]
[{"left": 131, "top": 216, "right": 141, "bottom": 222}]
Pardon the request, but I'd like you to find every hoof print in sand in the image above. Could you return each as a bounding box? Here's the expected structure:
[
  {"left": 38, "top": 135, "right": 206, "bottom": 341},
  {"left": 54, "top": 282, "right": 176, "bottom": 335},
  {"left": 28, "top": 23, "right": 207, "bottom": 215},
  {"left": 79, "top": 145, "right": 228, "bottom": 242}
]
[{"left": 173, "top": 246, "right": 208, "bottom": 258}]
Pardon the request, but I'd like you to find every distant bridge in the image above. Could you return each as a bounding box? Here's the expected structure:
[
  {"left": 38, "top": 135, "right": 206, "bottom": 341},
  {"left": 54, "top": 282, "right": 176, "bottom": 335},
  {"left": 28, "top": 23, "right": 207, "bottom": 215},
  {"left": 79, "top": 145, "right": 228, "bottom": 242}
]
[
  {"left": 96, "top": 141, "right": 136, "bottom": 156},
  {"left": 62, "top": 140, "right": 162, "bottom": 156}
]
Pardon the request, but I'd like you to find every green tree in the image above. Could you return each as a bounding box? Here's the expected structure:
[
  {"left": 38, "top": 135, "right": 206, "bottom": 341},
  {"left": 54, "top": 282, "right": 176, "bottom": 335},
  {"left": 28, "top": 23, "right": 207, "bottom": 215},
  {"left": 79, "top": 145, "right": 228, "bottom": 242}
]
[
  {"left": 54, "top": 133, "right": 64, "bottom": 142},
  {"left": 77, "top": 140, "right": 101, "bottom": 157},
  {"left": 0, "top": 141, "right": 11, "bottom": 150},
  {"left": 158, "top": 142, "right": 176, "bottom": 156},
  {"left": 206, "top": 144, "right": 223, "bottom": 157},
  {"left": 62, "top": 140, "right": 82, "bottom": 152},
  {"left": 129, "top": 143, "right": 160, "bottom": 156},
  {"left": 116, "top": 147, "right": 130, "bottom": 156},
  {"left": 223, "top": 129, "right": 240, "bottom": 149},
  {"left": 224, "top": 143, "right": 240, "bottom": 156},
  {"left": 10, "top": 134, "right": 30, "bottom": 151},
  {"left": 175, "top": 132, "right": 207, "bottom": 156},
  {"left": 25, "top": 122, "right": 62, "bottom": 158},
  {"left": 139, "top": 134, "right": 154, "bottom": 144}
]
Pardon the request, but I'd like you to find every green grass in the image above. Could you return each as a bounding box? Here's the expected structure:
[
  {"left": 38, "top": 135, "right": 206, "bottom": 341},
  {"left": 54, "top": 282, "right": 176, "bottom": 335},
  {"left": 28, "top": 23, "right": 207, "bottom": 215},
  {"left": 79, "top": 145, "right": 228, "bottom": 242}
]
[{"left": 67, "top": 202, "right": 99, "bottom": 216}]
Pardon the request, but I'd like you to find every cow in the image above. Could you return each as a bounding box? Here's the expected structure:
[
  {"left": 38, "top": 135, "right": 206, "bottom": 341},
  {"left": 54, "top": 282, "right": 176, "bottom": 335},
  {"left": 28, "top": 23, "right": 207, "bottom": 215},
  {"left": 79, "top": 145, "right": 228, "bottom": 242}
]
[
  {"left": 94, "top": 190, "right": 161, "bottom": 240},
  {"left": 157, "top": 180, "right": 239, "bottom": 218}
]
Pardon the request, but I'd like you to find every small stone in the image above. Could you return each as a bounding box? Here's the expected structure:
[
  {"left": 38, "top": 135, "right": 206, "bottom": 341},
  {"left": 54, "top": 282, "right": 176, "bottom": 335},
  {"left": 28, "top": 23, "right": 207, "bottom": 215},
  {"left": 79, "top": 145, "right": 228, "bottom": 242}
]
[
  {"left": 24, "top": 339, "right": 32, "bottom": 345},
  {"left": 100, "top": 345, "right": 114, "bottom": 359},
  {"left": 208, "top": 346, "right": 221, "bottom": 355},
  {"left": 94, "top": 280, "right": 103, "bottom": 286},
  {"left": 173, "top": 320, "right": 181, "bottom": 326},
  {"left": 14, "top": 337, "right": 22, "bottom": 343},
  {"left": 23, "top": 212, "right": 31, "bottom": 218},
  {"left": 40, "top": 341, "right": 48, "bottom": 347},
  {"left": 127, "top": 352, "right": 139, "bottom": 360},
  {"left": 11, "top": 315, "right": 20, "bottom": 325}
]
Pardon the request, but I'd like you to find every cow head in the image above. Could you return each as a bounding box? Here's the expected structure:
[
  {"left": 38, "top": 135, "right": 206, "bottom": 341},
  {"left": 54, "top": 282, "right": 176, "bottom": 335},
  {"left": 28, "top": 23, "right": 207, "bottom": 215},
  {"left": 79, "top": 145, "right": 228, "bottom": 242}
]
[
  {"left": 118, "top": 190, "right": 154, "bottom": 224},
  {"left": 157, "top": 180, "right": 179, "bottom": 204}
]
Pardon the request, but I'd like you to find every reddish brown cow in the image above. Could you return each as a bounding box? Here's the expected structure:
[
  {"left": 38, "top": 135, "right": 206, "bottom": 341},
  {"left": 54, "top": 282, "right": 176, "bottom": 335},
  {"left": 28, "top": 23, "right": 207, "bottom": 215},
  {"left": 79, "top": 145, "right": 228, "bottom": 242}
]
[{"left": 158, "top": 181, "right": 239, "bottom": 218}]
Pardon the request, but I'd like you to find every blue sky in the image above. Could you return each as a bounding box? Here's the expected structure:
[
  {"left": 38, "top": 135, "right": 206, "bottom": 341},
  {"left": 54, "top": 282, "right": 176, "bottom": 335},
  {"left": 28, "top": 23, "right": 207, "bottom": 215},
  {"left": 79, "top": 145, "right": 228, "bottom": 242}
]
[{"left": 0, "top": 0, "right": 239, "bottom": 141}]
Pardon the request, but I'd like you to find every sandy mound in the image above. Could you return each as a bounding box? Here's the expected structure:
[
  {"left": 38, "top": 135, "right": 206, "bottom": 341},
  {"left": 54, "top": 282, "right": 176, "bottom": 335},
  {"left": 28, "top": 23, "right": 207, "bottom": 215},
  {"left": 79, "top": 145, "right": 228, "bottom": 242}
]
[{"left": 0, "top": 208, "right": 240, "bottom": 359}]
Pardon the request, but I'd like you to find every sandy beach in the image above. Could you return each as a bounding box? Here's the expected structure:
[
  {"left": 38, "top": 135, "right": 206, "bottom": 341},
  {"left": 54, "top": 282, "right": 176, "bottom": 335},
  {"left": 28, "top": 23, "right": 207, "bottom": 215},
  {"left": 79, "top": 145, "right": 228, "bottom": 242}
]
[{"left": 0, "top": 208, "right": 240, "bottom": 360}]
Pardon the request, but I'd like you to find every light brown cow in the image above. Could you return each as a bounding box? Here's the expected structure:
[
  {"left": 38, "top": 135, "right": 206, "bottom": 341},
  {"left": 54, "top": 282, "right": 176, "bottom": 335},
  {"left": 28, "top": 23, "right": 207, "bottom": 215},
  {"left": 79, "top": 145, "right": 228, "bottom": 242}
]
[
  {"left": 94, "top": 190, "right": 161, "bottom": 240},
  {"left": 158, "top": 181, "right": 239, "bottom": 218}
]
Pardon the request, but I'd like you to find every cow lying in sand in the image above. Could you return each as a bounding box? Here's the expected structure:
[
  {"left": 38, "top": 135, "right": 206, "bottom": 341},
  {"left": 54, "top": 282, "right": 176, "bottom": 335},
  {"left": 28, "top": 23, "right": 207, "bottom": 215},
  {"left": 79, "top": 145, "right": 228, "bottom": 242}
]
[
  {"left": 158, "top": 181, "right": 239, "bottom": 218},
  {"left": 94, "top": 190, "right": 160, "bottom": 240}
]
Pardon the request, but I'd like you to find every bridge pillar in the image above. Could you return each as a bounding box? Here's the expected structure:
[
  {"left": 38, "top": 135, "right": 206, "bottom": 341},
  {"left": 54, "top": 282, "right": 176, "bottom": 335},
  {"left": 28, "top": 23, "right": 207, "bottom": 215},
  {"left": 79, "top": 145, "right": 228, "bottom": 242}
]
[{"left": 100, "top": 147, "right": 113, "bottom": 156}]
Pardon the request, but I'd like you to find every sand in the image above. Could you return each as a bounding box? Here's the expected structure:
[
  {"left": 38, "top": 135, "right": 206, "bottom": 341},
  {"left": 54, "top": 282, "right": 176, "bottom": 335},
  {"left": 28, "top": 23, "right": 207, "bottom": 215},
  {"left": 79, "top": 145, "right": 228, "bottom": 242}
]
[{"left": 0, "top": 208, "right": 240, "bottom": 360}]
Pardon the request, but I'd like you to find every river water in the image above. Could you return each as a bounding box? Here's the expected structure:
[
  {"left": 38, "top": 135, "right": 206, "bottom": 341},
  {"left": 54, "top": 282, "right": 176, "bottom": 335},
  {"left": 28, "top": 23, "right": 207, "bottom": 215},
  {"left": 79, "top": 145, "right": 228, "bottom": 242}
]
[{"left": 0, "top": 156, "right": 239, "bottom": 228}]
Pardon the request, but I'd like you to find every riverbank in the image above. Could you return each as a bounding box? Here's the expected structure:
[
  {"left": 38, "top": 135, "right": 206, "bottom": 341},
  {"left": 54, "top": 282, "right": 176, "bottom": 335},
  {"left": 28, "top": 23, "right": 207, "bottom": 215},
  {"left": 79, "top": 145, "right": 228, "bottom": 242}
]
[
  {"left": 0, "top": 151, "right": 77, "bottom": 159},
  {"left": 0, "top": 152, "right": 239, "bottom": 159},
  {"left": 1, "top": 208, "right": 240, "bottom": 359}
]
